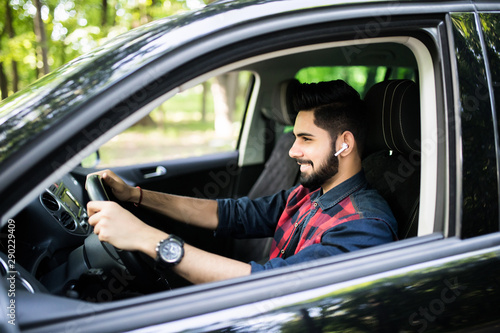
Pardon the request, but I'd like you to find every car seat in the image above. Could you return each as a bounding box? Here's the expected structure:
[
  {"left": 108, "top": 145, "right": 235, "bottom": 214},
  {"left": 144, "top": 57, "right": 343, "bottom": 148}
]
[
  {"left": 362, "top": 79, "right": 421, "bottom": 239},
  {"left": 232, "top": 79, "right": 301, "bottom": 263}
]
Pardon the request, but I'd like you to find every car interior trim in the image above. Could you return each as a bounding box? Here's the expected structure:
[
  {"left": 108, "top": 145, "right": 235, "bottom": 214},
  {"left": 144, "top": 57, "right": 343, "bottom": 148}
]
[{"left": 403, "top": 36, "right": 438, "bottom": 236}]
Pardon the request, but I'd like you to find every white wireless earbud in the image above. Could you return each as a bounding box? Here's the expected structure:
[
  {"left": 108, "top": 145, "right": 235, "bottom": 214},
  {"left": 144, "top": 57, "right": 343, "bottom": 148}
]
[{"left": 334, "top": 142, "right": 349, "bottom": 156}]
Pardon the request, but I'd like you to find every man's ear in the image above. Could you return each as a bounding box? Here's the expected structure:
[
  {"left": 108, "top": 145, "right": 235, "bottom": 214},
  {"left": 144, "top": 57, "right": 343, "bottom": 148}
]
[{"left": 335, "top": 131, "right": 356, "bottom": 157}]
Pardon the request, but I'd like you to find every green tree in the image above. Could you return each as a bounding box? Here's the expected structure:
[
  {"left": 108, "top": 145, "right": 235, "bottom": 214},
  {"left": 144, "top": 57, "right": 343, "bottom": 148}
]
[
  {"left": 1, "top": 0, "right": 210, "bottom": 100},
  {"left": 33, "top": 0, "right": 50, "bottom": 75}
]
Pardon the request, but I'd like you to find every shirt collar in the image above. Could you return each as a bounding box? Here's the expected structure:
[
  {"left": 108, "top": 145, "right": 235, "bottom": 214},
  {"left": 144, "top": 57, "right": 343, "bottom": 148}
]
[{"left": 310, "top": 171, "right": 367, "bottom": 210}]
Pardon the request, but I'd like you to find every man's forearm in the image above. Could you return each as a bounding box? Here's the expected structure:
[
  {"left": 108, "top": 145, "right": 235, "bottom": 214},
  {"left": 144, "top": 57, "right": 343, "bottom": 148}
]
[
  {"left": 131, "top": 189, "right": 251, "bottom": 284},
  {"left": 174, "top": 244, "right": 252, "bottom": 284},
  {"left": 137, "top": 229, "right": 251, "bottom": 284},
  {"left": 88, "top": 201, "right": 248, "bottom": 285},
  {"left": 132, "top": 187, "right": 219, "bottom": 230}
]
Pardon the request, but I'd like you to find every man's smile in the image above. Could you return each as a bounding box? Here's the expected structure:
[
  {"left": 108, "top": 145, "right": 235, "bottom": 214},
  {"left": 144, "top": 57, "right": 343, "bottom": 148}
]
[{"left": 296, "top": 159, "right": 313, "bottom": 172}]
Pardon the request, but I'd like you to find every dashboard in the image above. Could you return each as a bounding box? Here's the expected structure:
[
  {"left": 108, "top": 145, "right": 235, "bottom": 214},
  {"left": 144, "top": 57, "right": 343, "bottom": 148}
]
[
  {"left": 40, "top": 177, "right": 90, "bottom": 236},
  {"left": 0, "top": 172, "right": 135, "bottom": 301}
]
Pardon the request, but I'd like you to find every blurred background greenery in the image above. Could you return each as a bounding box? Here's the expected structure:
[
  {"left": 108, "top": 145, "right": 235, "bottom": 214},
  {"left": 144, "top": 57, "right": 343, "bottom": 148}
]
[
  {"left": 0, "top": 0, "right": 214, "bottom": 99},
  {"left": 1, "top": 1, "right": 417, "bottom": 168},
  {"left": 0, "top": 0, "right": 241, "bottom": 168}
]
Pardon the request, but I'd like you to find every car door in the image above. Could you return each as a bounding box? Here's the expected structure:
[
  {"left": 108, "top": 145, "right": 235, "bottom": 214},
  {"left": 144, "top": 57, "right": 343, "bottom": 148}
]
[
  {"left": 121, "top": 6, "right": 500, "bottom": 333},
  {"left": 201, "top": 8, "right": 500, "bottom": 333}
]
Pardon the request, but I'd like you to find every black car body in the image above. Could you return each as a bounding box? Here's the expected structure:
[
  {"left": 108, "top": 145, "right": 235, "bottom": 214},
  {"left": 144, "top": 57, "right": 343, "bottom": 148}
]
[{"left": 1, "top": 0, "right": 500, "bottom": 332}]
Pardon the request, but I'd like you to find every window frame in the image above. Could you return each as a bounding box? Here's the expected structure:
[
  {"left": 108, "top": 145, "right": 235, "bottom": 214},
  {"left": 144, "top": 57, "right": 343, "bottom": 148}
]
[{"left": 175, "top": 35, "right": 438, "bottom": 237}]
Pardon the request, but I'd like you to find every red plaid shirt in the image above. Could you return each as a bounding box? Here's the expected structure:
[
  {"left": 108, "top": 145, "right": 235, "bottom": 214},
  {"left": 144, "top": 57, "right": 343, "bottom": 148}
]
[
  {"left": 216, "top": 171, "right": 397, "bottom": 272},
  {"left": 269, "top": 185, "right": 363, "bottom": 259}
]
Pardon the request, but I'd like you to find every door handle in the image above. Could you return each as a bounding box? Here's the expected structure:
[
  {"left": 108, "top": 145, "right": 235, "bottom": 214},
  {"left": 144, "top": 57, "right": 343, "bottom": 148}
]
[{"left": 143, "top": 166, "right": 167, "bottom": 179}]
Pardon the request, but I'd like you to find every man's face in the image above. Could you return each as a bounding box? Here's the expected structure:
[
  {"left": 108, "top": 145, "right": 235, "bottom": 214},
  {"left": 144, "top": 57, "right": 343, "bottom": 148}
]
[{"left": 289, "top": 111, "right": 338, "bottom": 190}]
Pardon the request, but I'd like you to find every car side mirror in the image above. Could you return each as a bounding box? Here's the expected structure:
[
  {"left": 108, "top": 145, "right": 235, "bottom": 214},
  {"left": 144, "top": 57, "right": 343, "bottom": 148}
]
[{"left": 80, "top": 151, "right": 101, "bottom": 168}]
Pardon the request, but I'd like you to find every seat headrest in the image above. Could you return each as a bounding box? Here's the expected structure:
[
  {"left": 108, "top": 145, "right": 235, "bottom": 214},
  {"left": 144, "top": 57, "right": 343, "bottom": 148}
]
[
  {"left": 363, "top": 79, "right": 420, "bottom": 155},
  {"left": 262, "top": 79, "right": 300, "bottom": 126}
]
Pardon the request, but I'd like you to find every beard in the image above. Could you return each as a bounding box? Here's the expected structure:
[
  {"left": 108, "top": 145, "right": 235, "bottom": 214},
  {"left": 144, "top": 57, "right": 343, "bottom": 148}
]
[{"left": 298, "top": 149, "right": 339, "bottom": 190}]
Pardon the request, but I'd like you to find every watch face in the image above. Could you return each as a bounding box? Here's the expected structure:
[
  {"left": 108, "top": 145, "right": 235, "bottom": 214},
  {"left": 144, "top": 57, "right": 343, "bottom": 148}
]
[{"left": 160, "top": 240, "right": 182, "bottom": 263}]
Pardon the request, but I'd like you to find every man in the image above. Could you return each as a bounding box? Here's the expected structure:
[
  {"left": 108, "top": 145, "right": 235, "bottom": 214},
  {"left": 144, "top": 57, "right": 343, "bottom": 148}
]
[{"left": 87, "top": 80, "right": 397, "bottom": 285}]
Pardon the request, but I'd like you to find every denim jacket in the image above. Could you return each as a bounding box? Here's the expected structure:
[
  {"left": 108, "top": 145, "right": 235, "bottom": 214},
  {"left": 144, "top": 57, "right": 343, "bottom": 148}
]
[{"left": 216, "top": 171, "right": 397, "bottom": 273}]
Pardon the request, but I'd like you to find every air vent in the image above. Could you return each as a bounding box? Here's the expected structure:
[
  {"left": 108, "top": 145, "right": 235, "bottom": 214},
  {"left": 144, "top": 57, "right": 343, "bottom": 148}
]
[
  {"left": 60, "top": 212, "right": 76, "bottom": 231},
  {"left": 41, "top": 192, "right": 59, "bottom": 211}
]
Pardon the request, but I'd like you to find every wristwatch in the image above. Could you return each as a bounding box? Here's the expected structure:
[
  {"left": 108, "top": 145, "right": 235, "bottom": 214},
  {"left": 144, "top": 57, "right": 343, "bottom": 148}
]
[{"left": 155, "top": 235, "right": 184, "bottom": 268}]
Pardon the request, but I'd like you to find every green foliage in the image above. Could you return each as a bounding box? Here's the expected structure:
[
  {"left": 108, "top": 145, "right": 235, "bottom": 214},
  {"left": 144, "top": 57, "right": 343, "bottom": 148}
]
[
  {"left": 295, "top": 65, "right": 416, "bottom": 97},
  {"left": 0, "top": 0, "right": 209, "bottom": 98}
]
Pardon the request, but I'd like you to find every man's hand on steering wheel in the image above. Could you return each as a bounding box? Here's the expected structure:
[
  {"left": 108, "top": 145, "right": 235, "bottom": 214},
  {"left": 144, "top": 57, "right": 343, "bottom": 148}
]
[
  {"left": 87, "top": 200, "right": 160, "bottom": 253},
  {"left": 85, "top": 172, "right": 164, "bottom": 256},
  {"left": 86, "top": 170, "right": 139, "bottom": 203},
  {"left": 85, "top": 172, "right": 171, "bottom": 292}
]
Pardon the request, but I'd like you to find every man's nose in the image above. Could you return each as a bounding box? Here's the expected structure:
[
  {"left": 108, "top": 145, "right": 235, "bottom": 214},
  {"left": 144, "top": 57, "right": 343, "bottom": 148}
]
[{"left": 289, "top": 141, "right": 301, "bottom": 159}]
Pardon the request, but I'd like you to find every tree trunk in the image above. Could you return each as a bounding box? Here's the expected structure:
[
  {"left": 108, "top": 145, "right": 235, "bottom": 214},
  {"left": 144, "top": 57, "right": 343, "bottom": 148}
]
[
  {"left": 102, "top": 0, "right": 108, "bottom": 26},
  {"left": 201, "top": 81, "right": 209, "bottom": 122},
  {"left": 135, "top": 115, "right": 156, "bottom": 127},
  {"left": 5, "top": 0, "right": 19, "bottom": 92},
  {"left": 33, "top": 0, "right": 50, "bottom": 76},
  {"left": 10, "top": 61, "right": 18, "bottom": 93},
  {"left": 211, "top": 73, "right": 239, "bottom": 138},
  {"left": 0, "top": 63, "right": 8, "bottom": 100}
]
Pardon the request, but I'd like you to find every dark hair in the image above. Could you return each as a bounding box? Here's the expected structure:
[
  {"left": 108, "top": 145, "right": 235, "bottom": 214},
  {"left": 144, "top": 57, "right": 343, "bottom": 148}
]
[{"left": 291, "top": 80, "right": 367, "bottom": 154}]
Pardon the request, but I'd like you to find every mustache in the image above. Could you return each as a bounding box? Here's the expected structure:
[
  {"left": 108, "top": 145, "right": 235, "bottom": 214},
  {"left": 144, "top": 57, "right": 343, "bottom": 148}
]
[{"left": 295, "top": 159, "right": 313, "bottom": 166}]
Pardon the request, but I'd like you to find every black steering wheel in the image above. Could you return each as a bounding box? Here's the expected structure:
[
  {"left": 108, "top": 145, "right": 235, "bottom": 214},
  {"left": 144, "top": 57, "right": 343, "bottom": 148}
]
[
  {"left": 85, "top": 175, "right": 169, "bottom": 293},
  {"left": 86, "top": 174, "right": 112, "bottom": 202}
]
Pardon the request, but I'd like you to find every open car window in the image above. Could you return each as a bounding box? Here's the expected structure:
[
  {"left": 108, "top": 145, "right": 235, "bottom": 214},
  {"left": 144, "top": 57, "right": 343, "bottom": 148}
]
[
  {"left": 95, "top": 71, "right": 253, "bottom": 168},
  {"left": 3, "top": 38, "right": 436, "bottom": 292}
]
